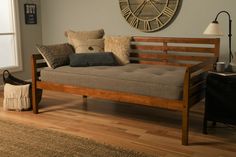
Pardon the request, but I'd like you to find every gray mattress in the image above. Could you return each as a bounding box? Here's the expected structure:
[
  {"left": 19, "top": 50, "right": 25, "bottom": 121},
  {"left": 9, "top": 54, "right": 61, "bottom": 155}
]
[{"left": 40, "top": 64, "right": 187, "bottom": 100}]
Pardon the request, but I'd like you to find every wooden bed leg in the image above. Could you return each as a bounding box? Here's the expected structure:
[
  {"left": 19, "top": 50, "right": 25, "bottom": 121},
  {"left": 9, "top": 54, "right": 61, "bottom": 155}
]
[
  {"left": 31, "top": 55, "right": 38, "bottom": 114},
  {"left": 32, "top": 85, "right": 38, "bottom": 114},
  {"left": 182, "top": 68, "right": 190, "bottom": 145},
  {"left": 182, "top": 106, "right": 189, "bottom": 145},
  {"left": 82, "top": 96, "right": 87, "bottom": 110}
]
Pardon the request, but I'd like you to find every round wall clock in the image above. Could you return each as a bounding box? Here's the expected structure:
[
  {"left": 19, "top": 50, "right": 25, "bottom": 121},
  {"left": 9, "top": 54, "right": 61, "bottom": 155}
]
[{"left": 119, "top": 0, "right": 180, "bottom": 32}]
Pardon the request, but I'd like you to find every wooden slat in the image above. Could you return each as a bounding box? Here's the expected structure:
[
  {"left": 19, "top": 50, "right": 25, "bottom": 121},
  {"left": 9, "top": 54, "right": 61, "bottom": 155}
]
[
  {"left": 130, "top": 52, "right": 211, "bottom": 62},
  {"left": 190, "top": 72, "right": 207, "bottom": 86},
  {"left": 131, "top": 45, "right": 215, "bottom": 53},
  {"left": 189, "top": 57, "right": 217, "bottom": 73},
  {"left": 166, "top": 46, "right": 214, "bottom": 53},
  {"left": 132, "top": 36, "right": 220, "bottom": 44},
  {"left": 131, "top": 45, "right": 163, "bottom": 51},
  {"left": 189, "top": 92, "right": 205, "bottom": 107},
  {"left": 189, "top": 80, "right": 206, "bottom": 96},
  {"left": 129, "top": 60, "right": 192, "bottom": 67},
  {"left": 37, "top": 81, "right": 183, "bottom": 111}
]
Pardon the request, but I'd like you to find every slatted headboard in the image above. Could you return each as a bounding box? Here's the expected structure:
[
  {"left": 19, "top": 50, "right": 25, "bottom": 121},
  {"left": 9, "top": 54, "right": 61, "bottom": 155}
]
[{"left": 130, "top": 36, "right": 220, "bottom": 66}]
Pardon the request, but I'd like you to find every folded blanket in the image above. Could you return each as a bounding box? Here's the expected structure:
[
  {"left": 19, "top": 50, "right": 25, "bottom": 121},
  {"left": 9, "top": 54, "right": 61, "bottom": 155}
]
[{"left": 3, "top": 83, "right": 30, "bottom": 111}]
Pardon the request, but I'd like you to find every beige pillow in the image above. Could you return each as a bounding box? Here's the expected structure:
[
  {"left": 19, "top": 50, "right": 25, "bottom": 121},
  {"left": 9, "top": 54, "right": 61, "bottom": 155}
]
[
  {"left": 72, "top": 38, "right": 104, "bottom": 53},
  {"left": 105, "top": 36, "right": 131, "bottom": 65},
  {"left": 65, "top": 29, "right": 104, "bottom": 45}
]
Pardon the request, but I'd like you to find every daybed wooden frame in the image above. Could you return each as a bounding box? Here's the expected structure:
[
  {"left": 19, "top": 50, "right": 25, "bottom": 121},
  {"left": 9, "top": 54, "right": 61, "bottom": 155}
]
[{"left": 31, "top": 36, "right": 219, "bottom": 145}]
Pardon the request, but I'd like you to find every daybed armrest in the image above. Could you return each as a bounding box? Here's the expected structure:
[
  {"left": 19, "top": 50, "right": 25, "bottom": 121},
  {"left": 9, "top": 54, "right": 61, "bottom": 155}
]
[
  {"left": 183, "top": 57, "right": 218, "bottom": 108},
  {"left": 188, "top": 57, "right": 218, "bottom": 74}
]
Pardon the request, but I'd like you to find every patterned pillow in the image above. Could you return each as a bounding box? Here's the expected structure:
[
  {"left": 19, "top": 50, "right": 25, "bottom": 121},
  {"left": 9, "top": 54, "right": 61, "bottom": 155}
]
[
  {"left": 72, "top": 38, "right": 104, "bottom": 53},
  {"left": 65, "top": 29, "right": 104, "bottom": 45},
  {"left": 105, "top": 36, "right": 131, "bottom": 65},
  {"left": 37, "top": 43, "right": 74, "bottom": 69}
]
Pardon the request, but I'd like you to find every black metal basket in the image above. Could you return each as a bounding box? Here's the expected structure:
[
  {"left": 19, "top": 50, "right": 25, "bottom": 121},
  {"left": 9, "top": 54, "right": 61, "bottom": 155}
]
[{"left": 2, "top": 70, "right": 42, "bottom": 105}]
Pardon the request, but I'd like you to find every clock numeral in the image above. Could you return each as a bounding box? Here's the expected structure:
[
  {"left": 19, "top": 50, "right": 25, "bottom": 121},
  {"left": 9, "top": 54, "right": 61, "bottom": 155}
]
[
  {"left": 163, "top": 7, "right": 174, "bottom": 17},
  {"left": 144, "top": 21, "right": 151, "bottom": 31},
  {"left": 122, "top": 7, "right": 132, "bottom": 20},
  {"left": 130, "top": 17, "right": 140, "bottom": 28},
  {"left": 155, "top": 18, "right": 163, "bottom": 27}
]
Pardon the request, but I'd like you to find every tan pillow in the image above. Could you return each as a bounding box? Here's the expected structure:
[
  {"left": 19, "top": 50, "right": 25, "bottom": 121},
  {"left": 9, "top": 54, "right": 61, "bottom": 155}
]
[
  {"left": 105, "top": 36, "right": 131, "bottom": 65},
  {"left": 65, "top": 29, "right": 104, "bottom": 45},
  {"left": 72, "top": 38, "right": 104, "bottom": 53}
]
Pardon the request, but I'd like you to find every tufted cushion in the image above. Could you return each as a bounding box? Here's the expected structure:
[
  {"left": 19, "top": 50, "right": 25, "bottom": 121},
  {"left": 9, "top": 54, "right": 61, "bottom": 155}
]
[
  {"left": 105, "top": 36, "right": 131, "bottom": 65},
  {"left": 36, "top": 43, "right": 74, "bottom": 69},
  {"left": 65, "top": 29, "right": 104, "bottom": 45},
  {"left": 72, "top": 38, "right": 104, "bottom": 53},
  {"left": 40, "top": 64, "right": 186, "bottom": 100}
]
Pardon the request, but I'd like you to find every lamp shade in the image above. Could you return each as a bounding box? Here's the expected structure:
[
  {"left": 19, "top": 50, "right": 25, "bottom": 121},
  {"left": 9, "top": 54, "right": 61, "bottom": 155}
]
[{"left": 203, "top": 22, "right": 224, "bottom": 36}]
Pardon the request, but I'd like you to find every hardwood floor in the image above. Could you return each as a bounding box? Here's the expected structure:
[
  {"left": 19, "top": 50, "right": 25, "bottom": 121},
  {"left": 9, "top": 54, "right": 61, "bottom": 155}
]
[{"left": 0, "top": 90, "right": 236, "bottom": 157}]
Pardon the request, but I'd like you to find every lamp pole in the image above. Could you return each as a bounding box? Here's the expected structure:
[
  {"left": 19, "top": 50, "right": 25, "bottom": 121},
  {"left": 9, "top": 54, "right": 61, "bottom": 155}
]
[{"left": 214, "top": 11, "right": 233, "bottom": 63}]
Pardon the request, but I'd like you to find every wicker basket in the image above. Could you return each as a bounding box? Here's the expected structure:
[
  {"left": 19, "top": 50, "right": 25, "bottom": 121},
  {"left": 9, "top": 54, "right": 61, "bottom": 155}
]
[{"left": 2, "top": 70, "right": 42, "bottom": 106}]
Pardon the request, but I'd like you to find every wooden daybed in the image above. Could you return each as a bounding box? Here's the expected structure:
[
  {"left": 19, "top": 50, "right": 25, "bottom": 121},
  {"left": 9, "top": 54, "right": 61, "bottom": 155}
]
[{"left": 31, "top": 36, "right": 219, "bottom": 145}]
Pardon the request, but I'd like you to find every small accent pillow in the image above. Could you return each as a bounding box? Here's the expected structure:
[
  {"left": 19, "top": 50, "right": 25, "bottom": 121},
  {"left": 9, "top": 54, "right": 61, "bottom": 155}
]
[
  {"left": 105, "top": 36, "right": 131, "bottom": 65},
  {"left": 69, "top": 52, "right": 118, "bottom": 67},
  {"left": 72, "top": 38, "right": 104, "bottom": 53},
  {"left": 37, "top": 43, "right": 74, "bottom": 69},
  {"left": 65, "top": 29, "right": 104, "bottom": 45}
]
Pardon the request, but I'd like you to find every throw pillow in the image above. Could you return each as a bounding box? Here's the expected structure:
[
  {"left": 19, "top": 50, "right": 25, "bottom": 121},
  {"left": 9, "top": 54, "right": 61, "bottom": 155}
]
[
  {"left": 105, "top": 36, "right": 131, "bottom": 65},
  {"left": 65, "top": 29, "right": 104, "bottom": 45},
  {"left": 69, "top": 52, "right": 118, "bottom": 67},
  {"left": 72, "top": 38, "right": 104, "bottom": 53},
  {"left": 37, "top": 43, "right": 74, "bottom": 69}
]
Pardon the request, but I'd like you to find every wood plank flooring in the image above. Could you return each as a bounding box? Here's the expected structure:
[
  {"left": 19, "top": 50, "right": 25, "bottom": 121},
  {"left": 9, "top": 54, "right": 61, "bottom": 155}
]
[{"left": 0, "top": 90, "right": 236, "bottom": 157}]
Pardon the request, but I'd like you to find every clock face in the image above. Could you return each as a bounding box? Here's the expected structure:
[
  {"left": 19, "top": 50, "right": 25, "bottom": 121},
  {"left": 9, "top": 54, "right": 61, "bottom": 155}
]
[{"left": 119, "top": 0, "right": 180, "bottom": 32}]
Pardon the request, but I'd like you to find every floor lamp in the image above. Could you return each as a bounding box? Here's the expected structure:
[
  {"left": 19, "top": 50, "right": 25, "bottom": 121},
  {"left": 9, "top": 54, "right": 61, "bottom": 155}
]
[{"left": 203, "top": 10, "right": 233, "bottom": 64}]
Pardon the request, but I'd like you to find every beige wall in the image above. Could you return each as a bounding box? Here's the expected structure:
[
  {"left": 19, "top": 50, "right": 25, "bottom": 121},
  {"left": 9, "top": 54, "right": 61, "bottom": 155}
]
[{"left": 41, "top": 0, "right": 236, "bottom": 63}]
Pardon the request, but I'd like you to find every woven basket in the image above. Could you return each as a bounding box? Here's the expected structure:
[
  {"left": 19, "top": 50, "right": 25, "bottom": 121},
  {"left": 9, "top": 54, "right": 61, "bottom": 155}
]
[{"left": 2, "top": 70, "right": 42, "bottom": 106}]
